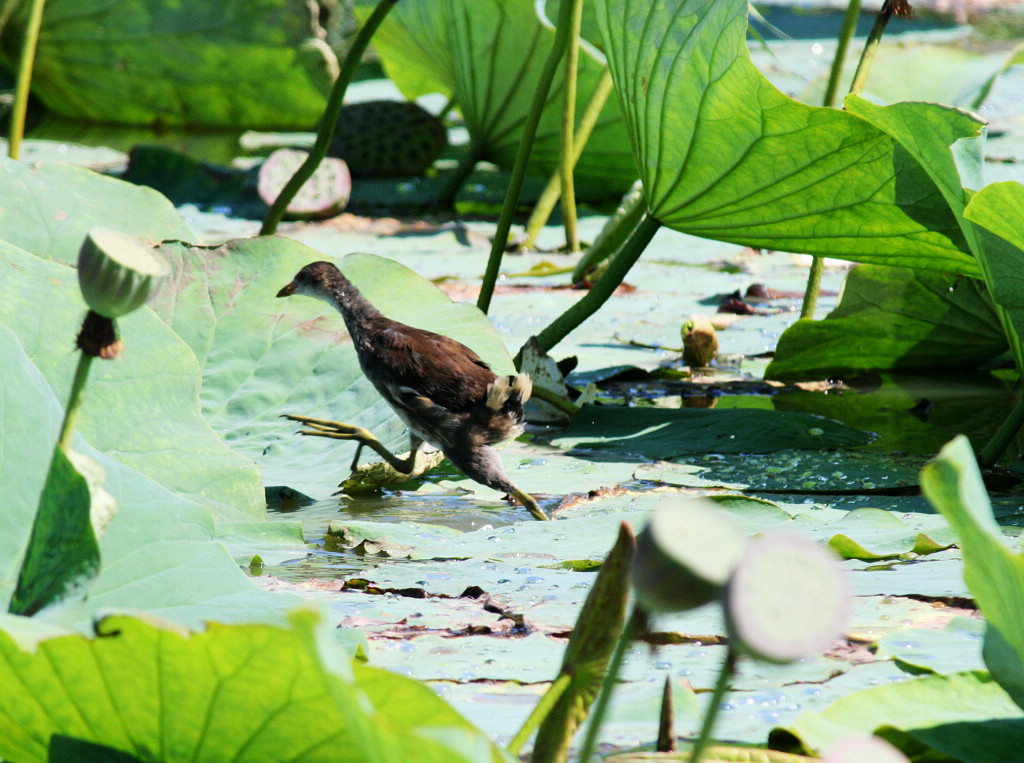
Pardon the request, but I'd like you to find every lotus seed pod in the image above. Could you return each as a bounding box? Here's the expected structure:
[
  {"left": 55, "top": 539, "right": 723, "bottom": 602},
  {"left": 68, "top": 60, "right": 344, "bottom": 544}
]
[
  {"left": 329, "top": 100, "right": 447, "bottom": 177},
  {"left": 258, "top": 148, "right": 351, "bottom": 220},
  {"left": 682, "top": 314, "right": 718, "bottom": 367},
  {"left": 631, "top": 497, "right": 747, "bottom": 615},
  {"left": 724, "top": 532, "right": 850, "bottom": 664},
  {"left": 77, "top": 227, "right": 169, "bottom": 319}
]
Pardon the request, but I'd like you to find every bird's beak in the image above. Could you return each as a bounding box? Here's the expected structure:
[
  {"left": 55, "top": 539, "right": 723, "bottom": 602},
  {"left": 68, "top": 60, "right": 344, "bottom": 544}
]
[{"left": 276, "top": 282, "right": 296, "bottom": 298}]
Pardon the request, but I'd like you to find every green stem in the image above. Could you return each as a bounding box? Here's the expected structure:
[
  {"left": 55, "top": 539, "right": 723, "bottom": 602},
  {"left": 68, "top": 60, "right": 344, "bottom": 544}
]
[
  {"left": 437, "top": 95, "right": 457, "bottom": 121},
  {"left": 523, "top": 68, "right": 615, "bottom": 249},
  {"left": 528, "top": 384, "right": 581, "bottom": 418},
  {"left": 57, "top": 351, "right": 94, "bottom": 454},
  {"left": 799, "top": 256, "right": 824, "bottom": 319},
  {"left": 572, "top": 183, "right": 645, "bottom": 282},
  {"left": 689, "top": 644, "right": 739, "bottom": 763},
  {"left": 576, "top": 608, "right": 640, "bottom": 762},
  {"left": 823, "top": 0, "right": 861, "bottom": 108},
  {"left": 558, "top": 0, "right": 584, "bottom": 253},
  {"left": 507, "top": 672, "right": 573, "bottom": 755},
  {"left": 532, "top": 214, "right": 661, "bottom": 355},
  {"left": 524, "top": 70, "right": 615, "bottom": 250},
  {"left": 260, "top": 0, "right": 396, "bottom": 235},
  {"left": 477, "top": 0, "right": 578, "bottom": 314},
  {"left": 979, "top": 389, "right": 1024, "bottom": 468},
  {"left": 7, "top": 0, "right": 46, "bottom": 160},
  {"left": 849, "top": 1, "right": 902, "bottom": 96},
  {"left": 436, "top": 141, "right": 485, "bottom": 210},
  {"left": 801, "top": 0, "right": 861, "bottom": 317}
]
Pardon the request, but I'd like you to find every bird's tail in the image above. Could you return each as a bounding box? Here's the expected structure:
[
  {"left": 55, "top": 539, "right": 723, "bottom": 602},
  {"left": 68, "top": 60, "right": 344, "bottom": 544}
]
[{"left": 486, "top": 372, "right": 532, "bottom": 411}]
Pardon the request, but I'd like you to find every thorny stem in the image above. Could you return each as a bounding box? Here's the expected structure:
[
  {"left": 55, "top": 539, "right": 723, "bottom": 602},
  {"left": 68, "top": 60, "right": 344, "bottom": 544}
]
[
  {"left": 477, "top": 0, "right": 579, "bottom": 314},
  {"left": 260, "top": 0, "right": 397, "bottom": 235}
]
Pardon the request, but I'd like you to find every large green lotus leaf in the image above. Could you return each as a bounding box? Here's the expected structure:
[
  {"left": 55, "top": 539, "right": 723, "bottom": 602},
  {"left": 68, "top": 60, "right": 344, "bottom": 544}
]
[
  {"left": 593, "top": 0, "right": 980, "bottom": 274},
  {"left": 774, "top": 671, "right": 1024, "bottom": 760},
  {"left": 549, "top": 403, "right": 871, "bottom": 458},
  {"left": 921, "top": 435, "right": 1024, "bottom": 712},
  {"left": 0, "top": 158, "right": 193, "bottom": 262},
  {"left": 7, "top": 443, "right": 102, "bottom": 617},
  {"left": 149, "top": 240, "right": 517, "bottom": 500},
  {"left": 368, "top": 0, "right": 637, "bottom": 193},
  {"left": 766, "top": 266, "right": 1006, "bottom": 381},
  {"left": 0, "top": 0, "right": 334, "bottom": 128},
  {"left": 964, "top": 181, "right": 1024, "bottom": 362},
  {"left": 0, "top": 322, "right": 302, "bottom": 626},
  {"left": 0, "top": 610, "right": 505, "bottom": 763},
  {"left": 0, "top": 242, "right": 263, "bottom": 519},
  {"left": 360, "top": 2, "right": 452, "bottom": 104}
]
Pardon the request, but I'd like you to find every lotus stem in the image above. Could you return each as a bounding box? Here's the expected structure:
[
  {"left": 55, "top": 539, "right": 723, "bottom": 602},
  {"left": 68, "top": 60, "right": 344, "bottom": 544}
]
[
  {"left": 507, "top": 672, "right": 572, "bottom": 755},
  {"left": 524, "top": 69, "right": 615, "bottom": 250},
  {"left": 532, "top": 214, "right": 661, "bottom": 355},
  {"left": 7, "top": 0, "right": 46, "bottom": 160},
  {"left": 823, "top": 0, "right": 861, "bottom": 108},
  {"left": 477, "top": 0, "right": 578, "bottom": 313},
  {"left": 56, "top": 351, "right": 93, "bottom": 455},
  {"left": 527, "top": 383, "right": 581, "bottom": 417},
  {"left": 849, "top": 0, "right": 912, "bottom": 96},
  {"left": 800, "top": 0, "right": 862, "bottom": 318},
  {"left": 979, "top": 390, "right": 1024, "bottom": 468},
  {"left": 572, "top": 183, "right": 645, "bottom": 282},
  {"left": 260, "top": 0, "right": 397, "bottom": 235},
  {"left": 689, "top": 644, "right": 739, "bottom": 763},
  {"left": 525, "top": 70, "right": 614, "bottom": 249},
  {"left": 558, "top": 0, "right": 584, "bottom": 253},
  {"left": 436, "top": 141, "right": 485, "bottom": 211},
  {"left": 576, "top": 608, "right": 640, "bottom": 762}
]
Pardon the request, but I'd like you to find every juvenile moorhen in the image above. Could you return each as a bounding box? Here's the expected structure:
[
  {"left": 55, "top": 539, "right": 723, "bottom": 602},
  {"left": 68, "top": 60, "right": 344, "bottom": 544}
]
[{"left": 277, "top": 261, "right": 550, "bottom": 521}]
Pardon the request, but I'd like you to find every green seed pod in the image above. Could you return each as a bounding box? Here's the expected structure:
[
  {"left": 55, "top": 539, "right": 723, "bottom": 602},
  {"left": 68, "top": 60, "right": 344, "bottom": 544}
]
[
  {"left": 77, "top": 227, "right": 170, "bottom": 319},
  {"left": 631, "top": 497, "right": 747, "bottom": 615},
  {"left": 724, "top": 532, "right": 849, "bottom": 664}
]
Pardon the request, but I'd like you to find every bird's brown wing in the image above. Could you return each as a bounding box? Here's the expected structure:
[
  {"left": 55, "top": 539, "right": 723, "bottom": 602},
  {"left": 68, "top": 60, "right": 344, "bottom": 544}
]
[{"left": 360, "top": 317, "right": 495, "bottom": 413}]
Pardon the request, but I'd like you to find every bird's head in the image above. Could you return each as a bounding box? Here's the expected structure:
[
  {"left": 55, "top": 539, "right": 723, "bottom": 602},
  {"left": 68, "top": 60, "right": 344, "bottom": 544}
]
[{"left": 277, "top": 261, "right": 343, "bottom": 299}]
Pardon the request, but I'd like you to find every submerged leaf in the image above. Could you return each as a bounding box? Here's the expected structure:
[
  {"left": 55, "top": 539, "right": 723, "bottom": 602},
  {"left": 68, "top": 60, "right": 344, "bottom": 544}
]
[{"left": 551, "top": 404, "right": 871, "bottom": 458}]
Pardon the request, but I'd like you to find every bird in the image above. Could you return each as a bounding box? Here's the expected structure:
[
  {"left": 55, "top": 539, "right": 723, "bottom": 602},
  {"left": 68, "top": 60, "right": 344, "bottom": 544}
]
[{"left": 277, "top": 261, "right": 550, "bottom": 521}]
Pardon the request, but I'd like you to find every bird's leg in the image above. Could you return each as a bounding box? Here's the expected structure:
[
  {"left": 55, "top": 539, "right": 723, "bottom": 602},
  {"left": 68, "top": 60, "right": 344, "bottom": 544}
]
[
  {"left": 283, "top": 415, "right": 423, "bottom": 474},
  {"left": 505, "top": 485, "right": 551, "bottom": 522}
]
